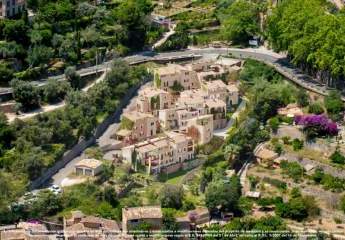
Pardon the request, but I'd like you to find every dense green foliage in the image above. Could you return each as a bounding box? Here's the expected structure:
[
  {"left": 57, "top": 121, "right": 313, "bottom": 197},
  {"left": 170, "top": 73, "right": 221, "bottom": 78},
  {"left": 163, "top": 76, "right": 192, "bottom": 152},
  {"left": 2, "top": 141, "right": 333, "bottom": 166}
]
[
  {"left": 0, "top": 0, "right": 157, "bottom": 84},
  {"left": 312, "top": 168, "right": 345, "bottom": 192},
  {"left": 156, "top": 23, "right": 190, "bottom": 51},
  {"left": 0, "top": 60, "right": 149, "bottom": 223},
  {"left": 308, "top": 102, "right": 324, "bottom": 114},
  {"left": 159, "top": 184, "right": 184, "bottom": 209},
  {"left": 324, "top": 90, "right": 344, "bottom": 120},
  {"left": 240, "top": 60, "right": 297, "bottom": 122},
  {"left": 280, "top": 161, "right": 304, "bottom": 182},
  {"left": 205, "top": 176, "right": 241, "bottom": 212},
  {"left": 220, "top": 0, "right": 260, "bottom": 44},
  {"left": 276, "top": 188, "right": 320, "bottom": 222},
  {"left": 330, "top": 150, "right": 345, "bottom": 164},
  {"left": 266, "top": 0, "right": 345, "bottom": 86}
]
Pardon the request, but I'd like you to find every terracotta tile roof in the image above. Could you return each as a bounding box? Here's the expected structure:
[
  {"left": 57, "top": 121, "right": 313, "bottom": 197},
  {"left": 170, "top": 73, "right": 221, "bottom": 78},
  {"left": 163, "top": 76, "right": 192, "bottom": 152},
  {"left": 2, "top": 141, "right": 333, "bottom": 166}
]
[
  {"left": 75, "top": 158, "right": 102, "bottom": 169},
  {"left": 122, "top": 112, "right": 155, "bottom": 122},
  {"left": 122, "top": 206, "right": 163, "bottom": 220}
]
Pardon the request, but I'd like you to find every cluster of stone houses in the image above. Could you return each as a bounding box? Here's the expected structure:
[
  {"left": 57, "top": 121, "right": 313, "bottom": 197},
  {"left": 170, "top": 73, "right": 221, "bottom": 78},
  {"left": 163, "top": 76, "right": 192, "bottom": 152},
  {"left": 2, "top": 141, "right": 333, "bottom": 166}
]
[
  {"left": 0, "top": 206, "right": 220, "bottom": 240},
  {"left": 115, "top": 58, "right": 242, "bottom": 175}
]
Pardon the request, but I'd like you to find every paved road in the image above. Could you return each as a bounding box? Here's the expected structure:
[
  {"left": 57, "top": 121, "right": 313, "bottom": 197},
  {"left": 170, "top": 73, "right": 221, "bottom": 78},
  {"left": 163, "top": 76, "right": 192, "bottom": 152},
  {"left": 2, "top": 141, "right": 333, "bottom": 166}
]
[
  {"left": 1, "top": 47, "right": 337, "bottom": 101},
  {"left": 213, "top": 97, "right": 247, "bottom": 138},
  {"left": 152, "top": 24, "right": 176, "bottom": 50}
]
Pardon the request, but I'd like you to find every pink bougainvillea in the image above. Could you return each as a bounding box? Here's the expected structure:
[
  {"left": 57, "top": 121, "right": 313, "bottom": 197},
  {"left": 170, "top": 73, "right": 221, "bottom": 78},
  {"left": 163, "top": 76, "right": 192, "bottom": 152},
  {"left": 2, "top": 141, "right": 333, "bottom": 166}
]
[{"left": 294, "top": 114, "right": 338, "bottom": 138}]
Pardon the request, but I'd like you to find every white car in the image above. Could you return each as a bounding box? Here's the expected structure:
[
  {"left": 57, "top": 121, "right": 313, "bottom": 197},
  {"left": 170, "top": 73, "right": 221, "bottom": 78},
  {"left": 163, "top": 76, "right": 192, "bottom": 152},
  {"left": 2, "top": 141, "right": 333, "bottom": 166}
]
[{"left": 48, "top": 185, "right": 62, "bottom": 195}]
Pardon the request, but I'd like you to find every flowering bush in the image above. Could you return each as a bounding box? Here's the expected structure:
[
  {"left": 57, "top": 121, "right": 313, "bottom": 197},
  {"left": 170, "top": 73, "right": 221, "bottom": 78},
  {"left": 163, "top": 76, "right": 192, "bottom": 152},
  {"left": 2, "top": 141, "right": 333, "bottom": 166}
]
[{"left": 294, "top": 114, "right": 338, "bottom": 139}]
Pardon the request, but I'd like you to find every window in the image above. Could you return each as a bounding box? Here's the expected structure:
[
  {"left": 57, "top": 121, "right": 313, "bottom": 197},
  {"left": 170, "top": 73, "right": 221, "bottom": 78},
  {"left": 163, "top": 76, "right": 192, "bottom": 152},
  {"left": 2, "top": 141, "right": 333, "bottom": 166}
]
[
  {"left": 85, "top": 169, "right": 93, "bottom": 176},
  {"left": 12, "top": 0, "right": 15, "bottom": 5}
]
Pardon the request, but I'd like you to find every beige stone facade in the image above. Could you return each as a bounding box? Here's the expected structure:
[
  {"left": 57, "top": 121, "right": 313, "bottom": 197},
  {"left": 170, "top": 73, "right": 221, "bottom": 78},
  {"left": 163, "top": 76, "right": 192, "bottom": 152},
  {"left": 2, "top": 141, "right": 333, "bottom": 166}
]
[
  {"left": 121, "top": 132, "right": 194, "bottom": 175},
  {"left": 186, "top": 115, "right": 214, "bottom": 145},
  {"left": 116, "top": 112, "right": 159, "bottom": 144},
  {"left": 122, "top": 206, "right": 162, "bottom": 233},
  {"left": 153, "top": 64, "right": 200, "bottom": 91},
  {"left": 136, "top": 87, "right": 174, "bottom": 115},
  {"left": 119, "top": 59, "right": 242, "bottom": 174}
]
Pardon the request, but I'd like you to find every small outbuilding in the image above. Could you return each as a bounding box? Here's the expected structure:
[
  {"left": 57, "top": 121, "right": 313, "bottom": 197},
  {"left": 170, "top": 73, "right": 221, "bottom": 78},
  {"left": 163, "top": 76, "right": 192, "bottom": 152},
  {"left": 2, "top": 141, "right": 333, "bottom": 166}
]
[
  {"left": 245, "top": 191, "right": 261, "bottom": 199},
  {"left": 75, "top": 158, "right": 103, "bottom": 176},
  {"left": 254, "top": 143, "right": 278, "bottom": 167},
  {"left": 304, "top": 163, "right": 316, "bottom": 175}
]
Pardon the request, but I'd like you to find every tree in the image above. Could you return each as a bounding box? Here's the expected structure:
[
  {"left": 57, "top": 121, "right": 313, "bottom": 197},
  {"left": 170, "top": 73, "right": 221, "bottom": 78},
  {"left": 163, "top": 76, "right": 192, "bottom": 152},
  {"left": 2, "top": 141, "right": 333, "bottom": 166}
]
[
  {"left": 114, "top": 0, "right": 153, "bottom": 49},
  {"left": 0, "top": 62, "right": 14, "bottom": 83},
  {"left": 43, "top": 79, "right": 70, "bottom": 103},
  {"left": 330, "top": 150, "right": 345, "bottom": 164},
  {"left": 276, "top": 193, "right": 319, "bottom": 222},
  {"left": 205, "top": 176, "right": 241, "bottom": 212},
  {"left": 23, "top": 150, "right": 45, "bottom": 181},
  {"left": 308, "top": 102, "right": 324, "bottom": 114},
  {"left": 0, "top": 113, "right": 13, "bottom": 152},
  {"left": 296, "top": 89, "right": 309, "bottom": 107},
  {"left": 29, "top": 190, "right": 62, "bottom": 218},
  {"left": 280, "top": 161, "right": 303, "bottom": 182},
  {"left": 156, "top": 28, "right": 190, "bottom": 51},
  {"left": 292, "top": 138, "right": 304, "bottom": 151},
  {"left": 312, "top": 168, "right": 324, "bottom": 184},
  {"left": 65, "top": 66, "right": 81, "bottom": 89},
  {"left": 224, "top": 144, "right": 240, "bottom": 163},
  {"left": 266, "top": 0, "right": 345, "bottom": 87},
  {"left": 268, "top": 117, "right": 280, "bottom": 133},
  {"left": 102, "top": 186, "right": 118, "bottom": 207},
  {"left": 27, "top": 45, "right": 53, "bottom": 67},
  {"left": 3, "top": 19, "right": 28, "bottom": 43},
  {"left": 324, "top": 90, "right": 344, "bottom": 119},
  {"left": 10, "top": 79, "right": 40, "bottom": 111},
  {"left": 162, "top": 208, "right": 179, "bottom": 239},
  {"left": 159, "top": 184, "right": 184, "bottom": 209},
  {"left": 221, "top": 0, "right": 260, "bottom": 44}
]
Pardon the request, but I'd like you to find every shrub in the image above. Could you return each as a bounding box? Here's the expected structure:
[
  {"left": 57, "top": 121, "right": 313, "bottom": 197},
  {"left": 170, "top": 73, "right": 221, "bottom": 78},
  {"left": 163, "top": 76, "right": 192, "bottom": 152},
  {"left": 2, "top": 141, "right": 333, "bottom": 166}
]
[
  {"left": 282, "top": 136, "right": 291, "bottom": 145},
  {"left": 269, "top": 117, "right": 280, "bottom": 133},
  {"left": 262, "top": 177, "right": 287, "bottom": 190},
  {"left": 330, "top": 150, "right": 345, "bottom": 164},
  {"left": 324, "top": 90, "right": 344, "bottom": 120},
  {"left": 296, "top": 89, "right": 309, "bottom": 107},
  {"left": 294, "top": 114, "right": 338, "bottom": 139},
  {"left": 312, "top": 168, "right": 324, "bottom": 183},
  {"left": 292, "top": 139, "right": 304, "bottom": 151},
  {"left": 159, "top": 184, "right": 184, "bottom": 209},
  {"left": 280, "top": 161, "right": 304, "bottom": 182},
  {"left": 308, "top": 102, "right": 324, "bottom": 114}
]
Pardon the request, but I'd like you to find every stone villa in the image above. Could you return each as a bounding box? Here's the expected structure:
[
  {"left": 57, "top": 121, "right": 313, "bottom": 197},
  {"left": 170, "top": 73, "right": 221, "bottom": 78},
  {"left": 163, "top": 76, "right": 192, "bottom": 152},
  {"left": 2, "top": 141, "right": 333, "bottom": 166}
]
[
  {"left": 116, "top": 58, "right": 241, "bottom": 175},
  {"left": 122, "top": 206, "right": 163, "bottom": 233},
  {"left": 122, "top": 131, "right": 194, "bottom": 175}
]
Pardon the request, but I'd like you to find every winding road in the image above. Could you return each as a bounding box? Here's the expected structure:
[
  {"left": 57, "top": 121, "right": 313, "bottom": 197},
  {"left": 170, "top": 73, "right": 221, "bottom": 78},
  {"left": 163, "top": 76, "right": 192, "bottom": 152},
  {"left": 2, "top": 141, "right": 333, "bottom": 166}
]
[{"left": 1, "top": 47, "right": 336, "bottom": 102}]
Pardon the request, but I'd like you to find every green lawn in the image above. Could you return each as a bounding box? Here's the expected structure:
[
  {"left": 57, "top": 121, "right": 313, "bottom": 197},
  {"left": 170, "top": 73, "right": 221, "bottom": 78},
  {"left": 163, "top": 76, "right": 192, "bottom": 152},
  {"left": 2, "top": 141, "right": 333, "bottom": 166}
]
[{"left": 158, "top": 169, "right": 191, "bottom": 184}]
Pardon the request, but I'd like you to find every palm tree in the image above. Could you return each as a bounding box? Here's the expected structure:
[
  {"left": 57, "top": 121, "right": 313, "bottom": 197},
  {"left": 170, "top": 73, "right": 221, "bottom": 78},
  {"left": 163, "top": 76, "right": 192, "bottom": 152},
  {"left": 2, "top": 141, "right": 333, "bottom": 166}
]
[{"left": 224, "top": 144, "right": 241, "bottom": 163}]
